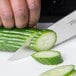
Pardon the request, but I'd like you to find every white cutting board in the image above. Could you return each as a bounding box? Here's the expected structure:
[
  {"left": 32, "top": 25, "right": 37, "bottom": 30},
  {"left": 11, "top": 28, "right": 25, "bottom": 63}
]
[{"left": 0, "top": 23, "right": 76, "bottom": 76}]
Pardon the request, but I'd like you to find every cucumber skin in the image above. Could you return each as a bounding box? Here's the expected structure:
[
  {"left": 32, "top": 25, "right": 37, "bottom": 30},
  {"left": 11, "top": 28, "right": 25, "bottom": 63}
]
[
  {"left": 0, "top": 27, "right": 40, "bottom": 52},
  {"left": 40, "top": 65, "right": 74, "bottom": 76},
  {"left": 32, "top": 55, "right": 63, "bottom": 65},
  {"left": 32, "top": 51, "right": 63, "bottom": 65},
  {"left": 68, "top": 70, "right": 76, "bottom": 76},
  {"left": 29, "top": 30, "right": 57, "bottom": 52},
  {"left": 0, "top": 28, "right": 57, "bottom": 52}
]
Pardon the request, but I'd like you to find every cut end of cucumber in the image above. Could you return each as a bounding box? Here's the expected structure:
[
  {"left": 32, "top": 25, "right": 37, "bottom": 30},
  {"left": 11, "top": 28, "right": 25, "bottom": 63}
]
[
  {"left": 37, "top": 32, "right": 56, "bottom": 51},
  {"left": 30, "top": 30, "right": 57, "bottom": 52},
  {"left": 32, "top": 51, "right": 59, "bottom": 58},
  {"left": 40, "top": 65, "right": 74, "bottom": 76},
  {"left": 32, "top": 51, "right": 63, "bottom": 65}
]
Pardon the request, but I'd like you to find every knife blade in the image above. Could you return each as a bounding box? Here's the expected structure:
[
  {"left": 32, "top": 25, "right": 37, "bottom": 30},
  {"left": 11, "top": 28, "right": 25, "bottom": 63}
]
[{"left": 9, "top": 11, "right": 76, "bottom": 61}]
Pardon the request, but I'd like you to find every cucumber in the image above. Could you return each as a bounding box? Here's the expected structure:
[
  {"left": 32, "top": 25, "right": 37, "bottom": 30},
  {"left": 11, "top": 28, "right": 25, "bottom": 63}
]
[
  {"left": 0, "top": 27, "right": 40, "bottom": 52},
  {"left": 29, "top": 30, "right": 57, "bottom": 51},
  {"left": 40, "top": 65, "right": 74, "bottom": 76},
  {"left": 69, "top": 70, "right": 76, "bottom": 76},
  {"left": 0, "top": 27, "right": 57, "bottom": 52},
  {"left": 32, "top": 50, "right": 63, "bottom": 65}
]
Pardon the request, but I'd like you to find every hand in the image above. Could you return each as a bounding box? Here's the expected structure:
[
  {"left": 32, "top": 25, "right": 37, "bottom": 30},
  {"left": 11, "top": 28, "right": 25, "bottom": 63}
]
[{"left": 0, "top": 0, "right": 41, "bottom": 28}]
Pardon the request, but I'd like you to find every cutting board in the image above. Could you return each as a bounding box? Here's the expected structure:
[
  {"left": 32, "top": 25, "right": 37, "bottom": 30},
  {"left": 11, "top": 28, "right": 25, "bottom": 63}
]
[{"left": 0, "top": 23, "right": 76, "bottom": 76}]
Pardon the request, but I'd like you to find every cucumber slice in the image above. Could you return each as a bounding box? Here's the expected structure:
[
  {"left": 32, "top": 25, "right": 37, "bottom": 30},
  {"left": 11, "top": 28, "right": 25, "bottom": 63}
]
[
  {"left": 29, "top": 30, "right": 57, "bottom": 51},
  {"left": 0, "top": 27, "right": 40, "bottom": 52},
  {"left": 69, "top": 70, "right": 76, "bottom": 76},
  {"left": 32, "top": 50, "right": 63, "bottom": 65},
  {"left": 40, "top": 65, "right": 74, "bottom": 76}
]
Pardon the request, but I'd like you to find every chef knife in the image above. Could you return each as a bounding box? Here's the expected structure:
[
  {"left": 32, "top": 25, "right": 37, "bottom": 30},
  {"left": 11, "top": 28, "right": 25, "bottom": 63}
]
[{"left": 9, "top": 11, "right": 76, "bottom": 61}]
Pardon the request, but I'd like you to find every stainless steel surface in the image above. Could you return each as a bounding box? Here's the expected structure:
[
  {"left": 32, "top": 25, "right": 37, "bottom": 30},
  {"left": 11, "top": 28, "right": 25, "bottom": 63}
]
[{"left": 9, "top": 11, "right": 76, "bottom": 61}]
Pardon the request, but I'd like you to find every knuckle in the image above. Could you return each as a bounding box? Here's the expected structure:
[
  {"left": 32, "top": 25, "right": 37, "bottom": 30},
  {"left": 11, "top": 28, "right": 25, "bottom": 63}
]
[
  {"left": 15, "top": 9, "right": 28, "bottom": 20},
  {"left": 1, "top": 11, "right": 13, "bottom": 21}
]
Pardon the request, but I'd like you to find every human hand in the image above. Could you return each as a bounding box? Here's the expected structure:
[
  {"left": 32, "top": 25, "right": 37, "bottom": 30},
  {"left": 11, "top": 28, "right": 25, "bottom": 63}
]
[{"left": 0, "top": 0, "right": 41, "bottom": 28}]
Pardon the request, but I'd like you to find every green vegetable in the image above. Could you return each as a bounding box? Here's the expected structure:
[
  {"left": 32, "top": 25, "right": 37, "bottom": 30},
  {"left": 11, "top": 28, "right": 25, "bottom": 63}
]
[
  {"left": 40, "top": 65, "right": 74, "bottom": 76},
  {"left": 29, "top": 30, "right": 57, "bottom": 51},
  {"left": 32, "top": 50, "right": 63, "bottom": 65},
  {"left": 69, "top": 70, "right": 76, "bottom": 76},
  {"left": 0, "top": 27, "right": 57, "bottom": 52},
  {"left": 0, "top": 28, "right": 39, "bottom": 52}
]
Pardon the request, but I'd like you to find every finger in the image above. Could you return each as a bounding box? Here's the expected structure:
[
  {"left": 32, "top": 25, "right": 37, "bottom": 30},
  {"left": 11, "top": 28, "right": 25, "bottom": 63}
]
[
  {"left": 10, "top": 0, "right": 28, "bottom": 28},
  {"left": 0, "top": 18, "right": 2, "bottom": 26},
  {"left": 0, "top": 0, "right": 14, "bottom": 28},
  {"left": 27, "top": 0, "right": 41, "bottom": 27}
]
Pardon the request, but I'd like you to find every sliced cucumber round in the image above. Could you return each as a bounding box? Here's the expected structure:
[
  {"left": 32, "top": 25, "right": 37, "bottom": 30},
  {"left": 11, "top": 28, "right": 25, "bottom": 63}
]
[
  {"left": 69, "top": 70, "right": 76, "bottom": 76},
  {"left": 29, "top": 30, "right": 57, "bottom": 51},
  {"left": 32, "top": 50, "right": 63, "bottom": 65},
  {"left": 40, "top": 65, "right": 74, "bottom": 76}
]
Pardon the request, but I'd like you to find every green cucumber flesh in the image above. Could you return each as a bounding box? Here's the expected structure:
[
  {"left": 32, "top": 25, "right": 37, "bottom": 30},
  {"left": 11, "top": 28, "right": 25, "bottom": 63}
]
[
  {"left": 69, "top": 70, "right": 76, "bottom": 76},
  {"left": 40, "top": 65, "right": 74, "bottom": 76},
  {"left": 32, "top": 50, "right": 63, "bottom": 65},
  {"left": 29, "top": 30, "right": 57, "bottom": 51}
]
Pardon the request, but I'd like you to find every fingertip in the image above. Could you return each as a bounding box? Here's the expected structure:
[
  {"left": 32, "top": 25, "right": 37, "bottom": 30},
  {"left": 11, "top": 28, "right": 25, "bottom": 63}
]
[
  {"left": 28, "top": 18, "right": 38, "bottom": 27},
  {"left": 16, "top": 24, "right": 27, "bottom": 28},
  {"left": 28, "top": 23, "right": 36, "bottom": 28},
  {"left": 15, "top": 13, "right": 28, "bottom": 28},
  {"left": 3, "top": 23, "right": 14, "bottom": 29},
  {"left": 33, "top": 25, "right": 37, "bottom": 28},
  {"left": 1, "top": 14, "right": 15, "bottom": 28}
]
